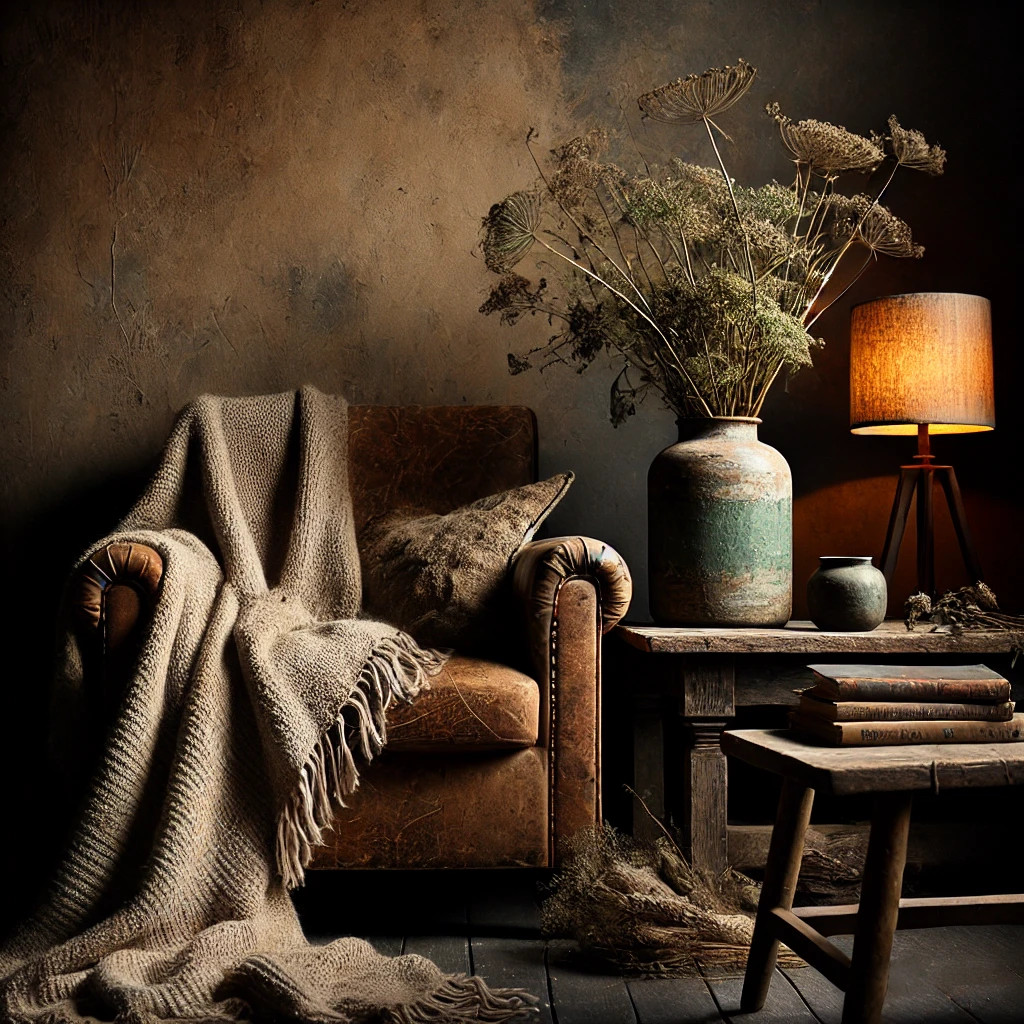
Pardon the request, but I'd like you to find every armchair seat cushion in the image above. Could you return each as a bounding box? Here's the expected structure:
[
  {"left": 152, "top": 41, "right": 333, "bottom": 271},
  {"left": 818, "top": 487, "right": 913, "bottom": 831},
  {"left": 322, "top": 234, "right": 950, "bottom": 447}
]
[
  {"left": 385, "top": 656, "right": 539, "bottom": 752},
  {"left": 310, "top": 748, "right": 549, "bottom": 869}
]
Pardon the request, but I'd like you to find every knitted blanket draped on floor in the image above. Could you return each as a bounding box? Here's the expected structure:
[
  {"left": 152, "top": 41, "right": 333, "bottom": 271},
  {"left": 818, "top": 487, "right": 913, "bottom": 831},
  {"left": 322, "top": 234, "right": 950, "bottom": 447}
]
[{"left": 0, "top": 387, "right": 533, "bottom": 1023}]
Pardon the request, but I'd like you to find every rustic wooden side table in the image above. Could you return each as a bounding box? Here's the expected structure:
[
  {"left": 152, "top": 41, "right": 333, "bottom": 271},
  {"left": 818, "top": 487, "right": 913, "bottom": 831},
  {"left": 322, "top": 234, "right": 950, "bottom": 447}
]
[
  {"left": 613, "top": 621, "right": 1023, "bottom": 876},
  {"left": 723, "top": 727, "right": 1024, "bottom": 1024}
]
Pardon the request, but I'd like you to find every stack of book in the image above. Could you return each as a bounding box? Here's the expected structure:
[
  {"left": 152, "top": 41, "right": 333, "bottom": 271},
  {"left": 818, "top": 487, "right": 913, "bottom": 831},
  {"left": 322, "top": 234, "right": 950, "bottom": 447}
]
[{"left": 789, "top": 664, "right": 1023, "bottom": 747}]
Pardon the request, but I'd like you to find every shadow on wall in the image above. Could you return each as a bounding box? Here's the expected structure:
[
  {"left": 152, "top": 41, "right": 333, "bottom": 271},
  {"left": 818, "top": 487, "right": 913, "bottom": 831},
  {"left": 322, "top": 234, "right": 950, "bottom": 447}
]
[
  {"left": 0, "top": 461, "right": 157, "bottom": 937},
  {"left": 793, "top": 476, "right": 1023, "bottom": 621}
]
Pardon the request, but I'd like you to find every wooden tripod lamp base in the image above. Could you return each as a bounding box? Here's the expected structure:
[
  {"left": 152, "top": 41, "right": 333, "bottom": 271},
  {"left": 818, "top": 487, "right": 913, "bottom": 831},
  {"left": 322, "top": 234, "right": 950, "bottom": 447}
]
[
  {"left": 878, "top": 425, "right": 984, "bottom": 596},
  {"left": 849, "top": 293, "right": 995, "bottom": 599}
]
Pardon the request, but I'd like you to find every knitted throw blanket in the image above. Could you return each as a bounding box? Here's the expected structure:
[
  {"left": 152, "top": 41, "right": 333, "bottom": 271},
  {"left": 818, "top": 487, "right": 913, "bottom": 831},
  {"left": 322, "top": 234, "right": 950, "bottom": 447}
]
[{"left": 0, "top": 387, "right": 533, "bottom": 1023}]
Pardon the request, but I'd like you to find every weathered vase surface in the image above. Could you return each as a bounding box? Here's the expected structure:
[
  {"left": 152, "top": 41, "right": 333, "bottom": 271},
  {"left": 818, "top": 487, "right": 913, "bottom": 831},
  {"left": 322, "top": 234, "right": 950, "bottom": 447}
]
[
  {"left": 806, "top": 556, "right": 887, "bottom": 632},
  {"left": 648, "top": 417, "right": 792, "bottom": 626}
]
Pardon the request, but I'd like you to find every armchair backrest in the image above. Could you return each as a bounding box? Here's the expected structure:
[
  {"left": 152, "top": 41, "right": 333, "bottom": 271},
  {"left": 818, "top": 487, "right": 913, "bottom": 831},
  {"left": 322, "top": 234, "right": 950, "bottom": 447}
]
[{"left": 348, "top": 406, "right": 537, "bottom": 532}]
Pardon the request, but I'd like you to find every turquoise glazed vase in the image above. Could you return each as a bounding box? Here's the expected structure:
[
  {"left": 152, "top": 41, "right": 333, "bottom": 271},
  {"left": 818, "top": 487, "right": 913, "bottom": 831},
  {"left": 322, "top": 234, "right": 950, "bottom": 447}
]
[{"left": 648, "top": 417, "right": 792, "bottom": 626}]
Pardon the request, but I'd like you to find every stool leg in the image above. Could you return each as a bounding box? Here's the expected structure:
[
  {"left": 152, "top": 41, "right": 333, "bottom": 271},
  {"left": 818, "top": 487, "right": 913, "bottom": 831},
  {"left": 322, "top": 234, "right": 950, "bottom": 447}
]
[
  {"left": 842, "top": 791, "right": 912, "bottom": 1024},
  {"left": 741, "top": 777, "right": 814, "bottom": 1012}
]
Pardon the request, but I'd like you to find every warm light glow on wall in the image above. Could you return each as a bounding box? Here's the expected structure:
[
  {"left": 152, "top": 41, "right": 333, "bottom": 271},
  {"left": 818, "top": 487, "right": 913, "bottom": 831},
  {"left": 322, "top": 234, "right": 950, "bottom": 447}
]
[{"left": 849, "top": 293, "right": 995, "bottom": 435}]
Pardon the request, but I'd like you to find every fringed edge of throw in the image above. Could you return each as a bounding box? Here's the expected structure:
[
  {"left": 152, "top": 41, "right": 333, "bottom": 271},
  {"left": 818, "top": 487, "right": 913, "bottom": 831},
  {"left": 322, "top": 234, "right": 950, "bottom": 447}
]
[
  {"left": 386, "top": 974, "right": 539, "bottom": 1023},
  {"left": 276, "top": 633, "right": 448, "bottom": 889}
]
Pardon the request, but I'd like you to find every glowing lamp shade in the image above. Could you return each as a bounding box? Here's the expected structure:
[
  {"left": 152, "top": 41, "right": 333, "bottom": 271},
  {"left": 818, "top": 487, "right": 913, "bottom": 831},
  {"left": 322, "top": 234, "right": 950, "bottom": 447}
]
[{"left": 849, "top": 292, "right": 995, "bottom": 436}]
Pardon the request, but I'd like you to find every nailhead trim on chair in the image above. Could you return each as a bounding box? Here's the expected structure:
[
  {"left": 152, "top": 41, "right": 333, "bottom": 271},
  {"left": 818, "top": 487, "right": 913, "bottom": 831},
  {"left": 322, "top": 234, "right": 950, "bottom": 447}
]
[{"left": 546, "top": 570, "right": 603, "bottom": 865}]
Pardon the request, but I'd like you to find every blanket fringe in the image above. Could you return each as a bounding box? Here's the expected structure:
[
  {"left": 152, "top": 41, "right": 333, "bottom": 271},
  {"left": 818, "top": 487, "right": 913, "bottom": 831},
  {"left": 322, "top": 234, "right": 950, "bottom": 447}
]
[
  {"left": 385, "top": 974, "right": 539, "bottom": 1023},
  {"left": 276, "top": 634, "right": 448, "bottom": 888}
]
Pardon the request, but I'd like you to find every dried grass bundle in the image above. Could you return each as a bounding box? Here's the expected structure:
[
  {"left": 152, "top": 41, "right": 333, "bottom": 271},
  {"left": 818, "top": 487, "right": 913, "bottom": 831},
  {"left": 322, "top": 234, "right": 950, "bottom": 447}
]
[{"left": 540, "top": 824, "right": 803, "bottom": 977}]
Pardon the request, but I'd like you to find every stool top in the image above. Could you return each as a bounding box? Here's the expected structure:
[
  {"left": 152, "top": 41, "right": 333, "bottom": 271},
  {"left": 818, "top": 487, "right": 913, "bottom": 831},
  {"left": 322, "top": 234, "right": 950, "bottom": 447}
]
[{"left": 722, "top": 728, "right": 1024, "bottom": 796}]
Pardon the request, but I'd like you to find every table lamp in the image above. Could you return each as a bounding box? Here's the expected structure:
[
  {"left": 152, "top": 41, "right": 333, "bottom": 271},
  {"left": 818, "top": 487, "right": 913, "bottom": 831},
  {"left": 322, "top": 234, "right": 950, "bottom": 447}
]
[{"left": 849, "top": 292, "right": 994, "bottom": 596}]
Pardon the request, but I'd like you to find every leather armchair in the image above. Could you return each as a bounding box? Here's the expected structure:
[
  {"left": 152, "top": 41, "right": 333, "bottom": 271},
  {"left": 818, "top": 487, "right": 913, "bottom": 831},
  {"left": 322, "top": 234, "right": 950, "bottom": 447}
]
[{"left": 70, "top": 406, "right": 632, "bottom": 869}]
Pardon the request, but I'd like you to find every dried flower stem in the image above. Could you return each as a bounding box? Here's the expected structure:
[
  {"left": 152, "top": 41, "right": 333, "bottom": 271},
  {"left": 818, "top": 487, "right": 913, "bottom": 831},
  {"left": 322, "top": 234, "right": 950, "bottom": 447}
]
[
  {"left": 526, "top": 133, "right": 652, "bottom": 315},
  {"left": 800, "top": 160, "right": 900, "bottom": 319},
  {"left": 534, "top": 235, "right": 714, "bottom": 416},
  {"left": 703, "top": 116, "right": 758, "bottom": 319}
]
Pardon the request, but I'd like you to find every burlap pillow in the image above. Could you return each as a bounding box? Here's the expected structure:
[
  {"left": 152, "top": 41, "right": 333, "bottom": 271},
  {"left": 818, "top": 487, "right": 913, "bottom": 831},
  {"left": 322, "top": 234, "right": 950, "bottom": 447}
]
[{"left": 359, "top": 472, "right": 573, "bottom": 652}]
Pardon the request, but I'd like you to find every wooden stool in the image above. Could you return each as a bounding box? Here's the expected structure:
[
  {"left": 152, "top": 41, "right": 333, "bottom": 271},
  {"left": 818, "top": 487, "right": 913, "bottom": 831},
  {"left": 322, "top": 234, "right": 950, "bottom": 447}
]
[{"left": 723, "top": 728, "right": 1024, "bottom": 1024}]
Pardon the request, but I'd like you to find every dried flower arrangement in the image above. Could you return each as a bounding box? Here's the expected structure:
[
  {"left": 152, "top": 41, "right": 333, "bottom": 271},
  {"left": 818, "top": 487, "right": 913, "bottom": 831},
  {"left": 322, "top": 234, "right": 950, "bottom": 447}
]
[{"left": 480, "top": 60, "right": 945, "bottom": 424}]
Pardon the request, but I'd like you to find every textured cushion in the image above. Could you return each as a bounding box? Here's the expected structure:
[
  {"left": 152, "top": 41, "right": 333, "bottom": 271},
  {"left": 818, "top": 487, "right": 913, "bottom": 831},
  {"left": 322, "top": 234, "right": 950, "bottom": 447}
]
[
  {"left": 359, "top": 472, "right": 573, "bottom": 651},
  {"left": 386, "top": 656, "right": 539, "bottom": 752}
]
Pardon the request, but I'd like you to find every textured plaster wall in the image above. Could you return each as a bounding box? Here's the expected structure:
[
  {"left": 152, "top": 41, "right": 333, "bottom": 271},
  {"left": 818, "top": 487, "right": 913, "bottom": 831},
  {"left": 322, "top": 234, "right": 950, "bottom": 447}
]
[
  {"left": 0, "top": 0, "right": 1018, "bottom": 918},
  {"left": 3, "top": 0, "right": 1018, "bottom": 627},
  {"left": 1, "top": 0, "right": 572, "bottom": 545}
]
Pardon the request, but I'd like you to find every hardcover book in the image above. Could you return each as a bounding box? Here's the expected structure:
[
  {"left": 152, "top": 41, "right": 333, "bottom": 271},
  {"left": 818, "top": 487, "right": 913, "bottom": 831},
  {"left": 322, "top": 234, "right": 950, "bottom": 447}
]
[
  {"left": 788, "top": 711, "right": 1024, "bottom": 747},
  {"left": 796, "top": 693, "right": 1015, "bottom": 723},
  {"left": 804, "top": 663, "right": 1010, "bottom": 703}
]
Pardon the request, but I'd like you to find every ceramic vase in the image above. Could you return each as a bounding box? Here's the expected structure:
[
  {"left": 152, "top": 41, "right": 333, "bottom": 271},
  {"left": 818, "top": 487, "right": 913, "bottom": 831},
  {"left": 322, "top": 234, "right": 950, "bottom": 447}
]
[
  {"left": 648, "top": 417, "right": 792, "bottom": 626},
  {"left": 806, "top": 556, "right": 887, "bottom": 632}
]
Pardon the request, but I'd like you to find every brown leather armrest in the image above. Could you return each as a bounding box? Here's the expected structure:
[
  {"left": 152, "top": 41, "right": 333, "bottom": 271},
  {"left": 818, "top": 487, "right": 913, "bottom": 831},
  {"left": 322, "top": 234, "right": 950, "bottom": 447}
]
[
  {"left": 511, "top": 536, "right": 631, "bottom": 860},
  {"left": 512, "top": 535, "right": 632, "bottom": 683},
  {"left": 66, "top": 541, "right": 163, "bottom": 721},
  {"left": 71, "top": 542, "right": 163, "bottom": 652}
]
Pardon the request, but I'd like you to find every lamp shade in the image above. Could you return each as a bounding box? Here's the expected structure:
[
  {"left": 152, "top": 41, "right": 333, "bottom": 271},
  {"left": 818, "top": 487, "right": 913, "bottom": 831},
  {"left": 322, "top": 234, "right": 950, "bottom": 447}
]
[{"left": 849, "top": 292, "right": 994, "bottom": 435}]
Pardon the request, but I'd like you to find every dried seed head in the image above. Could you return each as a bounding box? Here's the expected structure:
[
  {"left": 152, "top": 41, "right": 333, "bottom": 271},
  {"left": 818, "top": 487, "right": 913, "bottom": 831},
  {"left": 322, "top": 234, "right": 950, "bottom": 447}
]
[
  {"left": 767, "top": 103, "right": 883, "bottom": 175},
  {"left": 621, "top": 165, "right": 724, "bottom": 243},
  {"left": 479, "top": 273, "right": 547, "bottom": 326},
  {"left": 969, "top": 581, "right": 999, "bottom": 612},
  {"left": 549, "top": 130, "right": 614, "bottom": 212},
  {"left": 555, "top": 128, "right": 610, "bottom": 164},
  {"left": 638, "top": 59, "right": 756, "bottom": 124},
  {"left": 845, "top": 196, "right": 924, "bottom": 257},
  {"left": 904, "top": 591, "right": 933, "bottom": 629},
  {"left": 886, "top": 116, "right": 946, "bottom": 175},
  {"left": 481, "top": 190, "right": 541, "bottom": 272},
  {"left": 507, "top": 352, "right": 532, "bottom": 375}
]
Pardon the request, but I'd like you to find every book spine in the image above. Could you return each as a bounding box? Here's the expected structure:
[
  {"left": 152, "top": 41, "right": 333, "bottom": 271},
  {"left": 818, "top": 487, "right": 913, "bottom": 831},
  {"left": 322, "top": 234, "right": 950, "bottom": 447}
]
[
  {"left": 808, "top": 701, "right": 1016, "bottom": 723},
  {"left": 827, "top": 679, "right": 1011, "bottom": 702},
  {"left": 835, "top": 716, "right": 1023, "bottom": 746}
]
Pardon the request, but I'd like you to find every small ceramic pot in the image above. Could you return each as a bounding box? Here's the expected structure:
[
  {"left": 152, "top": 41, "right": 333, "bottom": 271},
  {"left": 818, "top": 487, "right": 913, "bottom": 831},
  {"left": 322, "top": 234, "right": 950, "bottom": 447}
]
[{"left": 806, "top": 556, "right": 887, "bottom": 632}]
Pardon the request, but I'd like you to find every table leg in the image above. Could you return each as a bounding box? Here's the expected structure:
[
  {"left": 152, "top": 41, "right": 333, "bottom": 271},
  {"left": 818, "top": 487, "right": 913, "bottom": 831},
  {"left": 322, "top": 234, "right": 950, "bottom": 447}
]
[
  {"left": 842, "top": 791, "right": 912, "bottom": 1024},
  {"left": 684, "top": 720, "right": 730, "bottom": 874},
  {"left": 741, "top": 777, "right": 815, "bottom": 1012},
  {"left": 680, "top": 658, "right": 735, "bottom": 877}
]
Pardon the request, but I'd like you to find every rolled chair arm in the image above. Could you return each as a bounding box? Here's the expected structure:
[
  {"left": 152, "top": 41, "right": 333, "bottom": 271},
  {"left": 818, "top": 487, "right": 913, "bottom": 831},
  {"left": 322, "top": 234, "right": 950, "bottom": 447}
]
[
  {"left": 71, "top": 541, "right": 164, "bottom": 651},
  {"left": 512, "top": 535, "right": 632, "bottom": 677},
  {"left": 511, "top": 536, "right": 632, "bottom": 860},
  {"left": 62, "top": 541, "right": 164, "bottom": 730}
]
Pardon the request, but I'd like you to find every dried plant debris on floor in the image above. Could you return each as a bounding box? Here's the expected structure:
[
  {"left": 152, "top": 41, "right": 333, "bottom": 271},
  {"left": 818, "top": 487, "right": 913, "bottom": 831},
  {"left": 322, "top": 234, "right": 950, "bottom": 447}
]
[
  {"left": 790, "top": 826, "right": 864, "bottom": 905},
  {"left": 540, "top": 824, "right": 804, "bottom": 977}
]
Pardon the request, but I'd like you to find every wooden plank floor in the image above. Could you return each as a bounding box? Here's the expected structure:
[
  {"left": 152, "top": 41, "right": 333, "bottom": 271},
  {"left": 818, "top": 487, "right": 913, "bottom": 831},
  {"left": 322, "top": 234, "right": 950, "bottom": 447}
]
[{"left": 294, "top": 869, "right": 1024, "bottom": 1023}]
